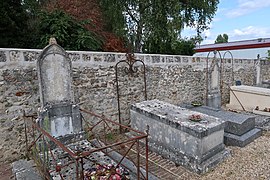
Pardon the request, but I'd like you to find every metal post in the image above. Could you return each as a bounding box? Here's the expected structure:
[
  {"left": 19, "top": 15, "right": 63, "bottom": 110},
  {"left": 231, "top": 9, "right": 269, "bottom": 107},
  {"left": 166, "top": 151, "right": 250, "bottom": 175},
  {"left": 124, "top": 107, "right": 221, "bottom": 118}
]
[
  {"left": 137, "top": 139, "right": 140, "bottom": 180},
  {"left": 145, "top": 126, "right": 149, "bottom": 180},
  {"left": 81, "top": 158, "right": 84, "bottom": 179}
]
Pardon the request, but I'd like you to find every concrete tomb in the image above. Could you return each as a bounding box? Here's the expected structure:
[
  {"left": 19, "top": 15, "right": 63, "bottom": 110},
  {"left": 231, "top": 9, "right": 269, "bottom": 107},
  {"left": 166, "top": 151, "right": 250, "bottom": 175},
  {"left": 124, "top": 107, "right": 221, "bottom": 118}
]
[
  {"left": 37, "top": 43, "right": 82, "bottom": 137},
  {"left": 227, "top": 85, "right": 270, "bottom": 113},
  {"left": 182, "top": 105, "right": 262, "bottom": 147},
  {"left": 131, "top": 99, "right": 229, "bottom": 174}
]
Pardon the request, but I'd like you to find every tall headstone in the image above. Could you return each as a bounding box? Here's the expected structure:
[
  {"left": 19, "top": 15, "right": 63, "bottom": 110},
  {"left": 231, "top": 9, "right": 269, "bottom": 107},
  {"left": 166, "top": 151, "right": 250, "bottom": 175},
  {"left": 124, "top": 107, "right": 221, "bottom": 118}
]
[
  {"left": 37, "top": 40, "right": 82, "bottom": 137},
  {"left": 255, "top": 58, "right": 262, "bottom": 86},
  {"left": 207, "top": 51, "right": 221, "bottom": 109}
]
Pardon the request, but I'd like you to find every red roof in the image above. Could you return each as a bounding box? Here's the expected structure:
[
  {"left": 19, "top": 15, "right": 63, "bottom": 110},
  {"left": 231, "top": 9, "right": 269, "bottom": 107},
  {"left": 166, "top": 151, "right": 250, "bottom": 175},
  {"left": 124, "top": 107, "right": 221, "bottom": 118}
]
[{"left": 195, "top": 38, "right": 270, "bottom": 52}]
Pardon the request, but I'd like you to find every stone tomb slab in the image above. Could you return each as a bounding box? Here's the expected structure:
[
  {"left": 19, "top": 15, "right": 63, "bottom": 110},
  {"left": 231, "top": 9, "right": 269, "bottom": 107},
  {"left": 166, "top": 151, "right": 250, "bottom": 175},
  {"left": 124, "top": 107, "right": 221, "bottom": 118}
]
[
  {"left": 130, "top": 99, "right": 229, "bottom": 174},
  {"left": 181, "top": 105, "right": 256, "bottom": 136},
  {"left": 181, "top": 105, "right": 262, "bottom": 147}
]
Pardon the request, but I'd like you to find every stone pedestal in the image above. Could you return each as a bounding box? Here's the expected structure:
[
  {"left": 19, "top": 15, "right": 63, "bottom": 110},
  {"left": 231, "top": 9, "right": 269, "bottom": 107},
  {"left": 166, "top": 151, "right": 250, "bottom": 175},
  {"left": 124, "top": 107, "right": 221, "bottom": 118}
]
[
  {"left": 207, "top": 92, "right": 221, "bottom": 109},
  {"left": 130, "top": 100, "right": 229, "bottom": 174},
  {"left": 39, "top": 103, "right": 81, "bottom": 137}
]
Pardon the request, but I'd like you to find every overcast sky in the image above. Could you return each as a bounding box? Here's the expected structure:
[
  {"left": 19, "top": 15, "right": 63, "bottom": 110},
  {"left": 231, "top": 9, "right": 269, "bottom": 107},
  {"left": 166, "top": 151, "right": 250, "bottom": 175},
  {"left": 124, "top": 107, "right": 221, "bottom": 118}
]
[{"left": 182, "top": 0, "right": 270, "bottom": 45}]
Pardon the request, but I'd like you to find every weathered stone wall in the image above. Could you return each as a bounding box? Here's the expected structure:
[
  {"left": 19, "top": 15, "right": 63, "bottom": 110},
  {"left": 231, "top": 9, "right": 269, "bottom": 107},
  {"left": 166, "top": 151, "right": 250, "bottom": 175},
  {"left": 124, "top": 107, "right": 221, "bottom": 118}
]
[
  {"left": 0, "top": 48, "right": 269, "bottom": 163},
  {"left": 221, "top": 58, "right": 258, "bottom": 104},
  {"left": 261, "top": 60, "right": 270, "bottom": 82}
]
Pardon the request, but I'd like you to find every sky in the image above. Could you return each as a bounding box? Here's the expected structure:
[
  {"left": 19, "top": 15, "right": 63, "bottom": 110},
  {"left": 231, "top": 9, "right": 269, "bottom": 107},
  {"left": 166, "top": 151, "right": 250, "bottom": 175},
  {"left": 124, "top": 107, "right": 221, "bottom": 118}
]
[{"left": 182, "top": 0, "right": 270, "bottom": 45}]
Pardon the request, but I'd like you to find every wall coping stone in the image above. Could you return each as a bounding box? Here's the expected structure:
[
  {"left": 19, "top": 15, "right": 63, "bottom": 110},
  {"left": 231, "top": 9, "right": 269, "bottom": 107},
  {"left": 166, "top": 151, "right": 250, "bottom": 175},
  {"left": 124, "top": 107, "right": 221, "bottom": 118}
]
[
  {"left": 231, "top": 85, "right": 270, "bottom": 96},
  {"left": 0, "top": 48, "right": 256, "bottom": 70}
]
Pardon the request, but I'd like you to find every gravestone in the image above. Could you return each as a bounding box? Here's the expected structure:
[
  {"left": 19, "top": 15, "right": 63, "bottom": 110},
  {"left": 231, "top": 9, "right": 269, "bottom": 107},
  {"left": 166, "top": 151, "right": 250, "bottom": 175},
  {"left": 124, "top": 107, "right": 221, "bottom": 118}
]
[
  {"left": 207, "top": 52, "right": 221, "bottom": 109},
  {"left": 37, "top": 41, "right": 82, "bottom": 137}
]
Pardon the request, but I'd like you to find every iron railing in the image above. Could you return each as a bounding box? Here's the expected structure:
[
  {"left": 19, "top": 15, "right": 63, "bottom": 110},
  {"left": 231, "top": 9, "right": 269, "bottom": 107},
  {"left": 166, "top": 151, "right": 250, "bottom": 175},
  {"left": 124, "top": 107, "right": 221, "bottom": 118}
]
[{"left": 24, "top": 108, "right": 149, "bottom": 180}]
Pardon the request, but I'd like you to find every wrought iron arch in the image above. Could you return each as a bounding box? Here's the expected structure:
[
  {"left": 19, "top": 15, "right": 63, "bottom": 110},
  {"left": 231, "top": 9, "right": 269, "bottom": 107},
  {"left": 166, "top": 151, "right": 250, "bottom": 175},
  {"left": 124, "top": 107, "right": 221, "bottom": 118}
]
[
  {"left": 115, "top": 53, "right": 147, "bottom": 128},
  {"left": 222, "top": 50, "right": 234, "bottom": 85}
]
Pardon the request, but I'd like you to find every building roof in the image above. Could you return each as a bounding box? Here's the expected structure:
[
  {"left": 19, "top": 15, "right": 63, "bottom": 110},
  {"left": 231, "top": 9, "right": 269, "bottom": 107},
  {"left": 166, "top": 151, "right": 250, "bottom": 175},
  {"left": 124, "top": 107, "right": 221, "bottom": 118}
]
[{"left": 195, "top": 38, "right": 270, "bottom": 52}]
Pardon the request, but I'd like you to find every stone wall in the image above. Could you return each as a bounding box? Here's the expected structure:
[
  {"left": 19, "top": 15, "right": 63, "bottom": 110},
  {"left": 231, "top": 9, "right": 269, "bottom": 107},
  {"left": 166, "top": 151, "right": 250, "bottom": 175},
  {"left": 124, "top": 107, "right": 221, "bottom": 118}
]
[
  {"left": 0, "top": 48, "right": 269, "bottom": 163},
  {"left": 261, "top": 60, "right": 270, "bottom": 82}
]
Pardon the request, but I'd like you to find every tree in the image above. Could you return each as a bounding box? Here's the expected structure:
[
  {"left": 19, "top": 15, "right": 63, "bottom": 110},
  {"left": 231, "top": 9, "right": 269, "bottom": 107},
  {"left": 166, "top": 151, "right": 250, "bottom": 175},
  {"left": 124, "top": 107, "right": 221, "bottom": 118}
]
[
  {"left": 0, "top": 0, "right": 29, "bottom": 47},
  {"left": 37, "top": 10, "right": 103, "bottom": 51},
  {"left": 267, "top": 50, "right": 270, "bottom": 60},
  {"left": 215, "top": 34, "right": 229, "bottom": 44},
  {"left": 100, "top": 0, "right": 219, "bottom": 53},
  {"left": 43, "top": 0, "right": 127, "bottom": 51}
]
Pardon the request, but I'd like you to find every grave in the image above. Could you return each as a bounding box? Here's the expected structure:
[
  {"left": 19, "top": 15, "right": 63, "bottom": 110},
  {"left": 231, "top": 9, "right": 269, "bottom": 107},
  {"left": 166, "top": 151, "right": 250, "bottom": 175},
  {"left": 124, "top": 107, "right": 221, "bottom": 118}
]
[
  {"left": 262, "top": 79, "right": 270, "bottom": 88},
  {"left": 181, "top": 105, "right": 262, "bottom": 147},
  {"left": 18, "top": 43, "right": 150, "bottom": 179},
  {"left": 37, "top": 41, "right": 82, "bottom": 138},
  {"left": 130, "top": 99, "right": 229, "bottom": 174},
  {"left": 227, "top": 85, "right": 270, "bottom": 113},
  {"left": 207, "top": 52, "right": 221, "bottom": 109}
]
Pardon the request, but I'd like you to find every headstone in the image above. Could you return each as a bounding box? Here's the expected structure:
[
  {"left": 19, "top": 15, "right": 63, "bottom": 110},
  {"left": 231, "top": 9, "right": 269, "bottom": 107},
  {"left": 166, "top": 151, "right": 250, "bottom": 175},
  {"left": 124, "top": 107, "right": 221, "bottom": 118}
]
[
  {"left": 37, "top": 41, "right": 82, "bottom": 137},
  {"left": 207, "top": 52, "right": 221, "bottom": 109},
  {"left": 255, "top": 59, "right": 261, "bottom": 86}
]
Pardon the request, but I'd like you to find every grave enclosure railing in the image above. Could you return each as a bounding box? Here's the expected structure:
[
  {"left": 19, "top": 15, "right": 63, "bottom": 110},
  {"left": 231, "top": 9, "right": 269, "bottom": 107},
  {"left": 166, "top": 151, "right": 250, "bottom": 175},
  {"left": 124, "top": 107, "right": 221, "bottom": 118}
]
[{"left": 23, "top": 109, "right": 149, "bottom": 180}]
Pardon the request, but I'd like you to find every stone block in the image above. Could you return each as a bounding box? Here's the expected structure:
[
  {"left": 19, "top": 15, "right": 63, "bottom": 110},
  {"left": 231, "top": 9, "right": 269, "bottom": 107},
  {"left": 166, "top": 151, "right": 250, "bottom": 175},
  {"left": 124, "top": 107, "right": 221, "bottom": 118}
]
[
  {"left": 183, "top": 105, "right": 255, "bottom": 136},
  {"left": 224, "top": 128, "right": 262, "bottom": 147},
  {"left": 227, "top": 85, "right": 270, "bottom": 112},
  {"left": 131, "top": 99, "right": 228, "bottom": 174},
  {"left": 12, "top": 159, "right": 43, "bottom": 180}
]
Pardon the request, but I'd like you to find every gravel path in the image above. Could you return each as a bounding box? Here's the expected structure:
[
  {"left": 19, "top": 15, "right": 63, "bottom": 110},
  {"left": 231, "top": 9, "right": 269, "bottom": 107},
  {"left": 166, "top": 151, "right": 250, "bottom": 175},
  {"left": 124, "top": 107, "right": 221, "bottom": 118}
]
[{"left": 200, "top": 130, "right": 270, "bottom": 180}]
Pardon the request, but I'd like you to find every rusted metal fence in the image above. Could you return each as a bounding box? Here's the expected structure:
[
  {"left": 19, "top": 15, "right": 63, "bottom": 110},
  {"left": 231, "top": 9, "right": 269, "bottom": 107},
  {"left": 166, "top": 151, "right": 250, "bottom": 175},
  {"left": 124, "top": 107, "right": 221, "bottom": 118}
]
[{"left": 24, "top": 109, "right": 149, "bottom": 180}]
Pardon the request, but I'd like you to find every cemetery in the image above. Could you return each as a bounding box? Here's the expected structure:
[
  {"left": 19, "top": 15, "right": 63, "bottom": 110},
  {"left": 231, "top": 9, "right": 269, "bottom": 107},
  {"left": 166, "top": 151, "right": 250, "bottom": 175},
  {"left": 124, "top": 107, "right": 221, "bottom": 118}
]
[{"left": 0, "top": 40, "right": 270, "bottom": 179}]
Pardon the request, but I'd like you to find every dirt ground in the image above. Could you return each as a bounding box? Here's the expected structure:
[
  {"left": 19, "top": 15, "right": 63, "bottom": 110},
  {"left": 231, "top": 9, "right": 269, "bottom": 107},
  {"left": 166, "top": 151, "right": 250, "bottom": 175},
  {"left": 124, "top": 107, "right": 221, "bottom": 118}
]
[{"left": 0, "top": 164, "right": 13, "bottom": 180}]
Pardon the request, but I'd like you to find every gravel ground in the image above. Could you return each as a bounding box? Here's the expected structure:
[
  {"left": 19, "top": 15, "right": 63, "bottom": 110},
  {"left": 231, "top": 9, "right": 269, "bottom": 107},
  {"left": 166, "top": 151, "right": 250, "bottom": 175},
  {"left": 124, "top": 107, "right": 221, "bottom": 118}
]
[{"left": 199, "top": 130, "right": 270, "bottom": 180}]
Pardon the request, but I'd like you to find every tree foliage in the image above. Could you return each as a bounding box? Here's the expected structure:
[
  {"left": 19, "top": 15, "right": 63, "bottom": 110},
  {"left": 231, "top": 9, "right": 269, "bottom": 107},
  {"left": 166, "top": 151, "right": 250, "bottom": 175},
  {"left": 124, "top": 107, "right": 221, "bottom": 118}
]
[
  {"left": 1, "top": 0, "right": 218, "bottom": 55},
  {"left": 100, "top": 0, "right": 219, "bottom": 54},
  {"left": 37, "top": 10, "right": 103, "bottom": 50},
  {"left": 43, "top": 0, "right": 126, "bottom": 52},
  {"left": 0, "top": 0, "right": 29, "bottom": 47},
  {"left": 215, "top": 34, "right": 229, "bottom": 44}
]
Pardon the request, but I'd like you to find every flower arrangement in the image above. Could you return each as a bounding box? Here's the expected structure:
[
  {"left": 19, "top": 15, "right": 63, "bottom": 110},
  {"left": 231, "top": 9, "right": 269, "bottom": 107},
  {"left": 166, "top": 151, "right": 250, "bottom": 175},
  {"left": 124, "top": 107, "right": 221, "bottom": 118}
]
[
  {"left": 84, "top": 164, "right": 130, "bottom": 180},
  {"left": 188, "top": 114, "right": 202, "bottom": 122},
  {"left": 191, "top": 101, "right": 202, "bottom": 107}
]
